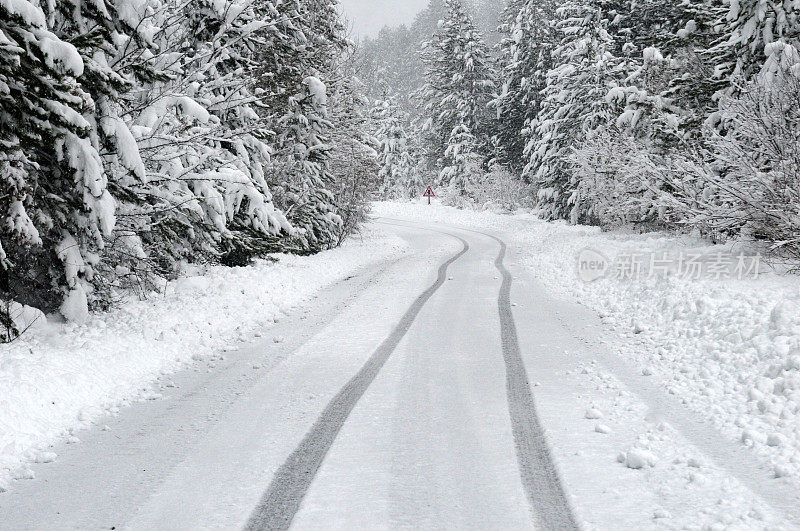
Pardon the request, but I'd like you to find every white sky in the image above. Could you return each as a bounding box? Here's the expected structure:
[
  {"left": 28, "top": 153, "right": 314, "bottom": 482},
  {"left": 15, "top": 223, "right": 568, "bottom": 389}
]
[{"left": 339, "top": 0, "right": 429, "bottom": 38}]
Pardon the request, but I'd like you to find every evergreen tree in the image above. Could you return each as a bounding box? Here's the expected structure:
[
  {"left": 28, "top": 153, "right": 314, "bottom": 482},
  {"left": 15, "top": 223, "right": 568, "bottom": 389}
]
[
  {"left": 327, "top": 61, "right": 380, "bottom": 243},
  {"left": 373, "top": 98, "right": 416, "bottom": 199},
  {"left": 529, "top": 1, "right": 625, "bottom": 221},
  {"left": 420, "top": 0, "right": 496, "bottom": 197},
  {"left": 0, "top": 0, "right": 126, "bottom": 318},
  {"left": 493, "top": 0, "right": 557, "bottom": 173},
  {"left": 111, "top": 0, "right": 293, "bottom": 278},
  {"left": 609, "top": 0, "right": 728, "bottom": 144},
  {"left": 718, "top": 0, "right": 800, "bottom": 82},
  {"left": 275, "top": 76, "right": 341, "bottom": 253},
  {"left": 261, "top": 0, "right": 348, "bottom": 253},
  {"left": 568, "top": 0, "right": 731, "bottom": 227},
  {"left": 1, "top": 0, "right": 371, "bottom": 327}
]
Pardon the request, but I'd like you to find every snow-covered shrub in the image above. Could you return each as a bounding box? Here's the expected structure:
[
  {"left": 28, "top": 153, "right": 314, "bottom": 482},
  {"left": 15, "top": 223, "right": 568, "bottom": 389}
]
[
  {"left": 469, "top": 165, "right": 535, "bottom": 212},
  {"left": 569, "top": 131, "right": 669, "bottom": 229},
  {"left": 666, "top": 44, "right": 800, "bottom": 258}
]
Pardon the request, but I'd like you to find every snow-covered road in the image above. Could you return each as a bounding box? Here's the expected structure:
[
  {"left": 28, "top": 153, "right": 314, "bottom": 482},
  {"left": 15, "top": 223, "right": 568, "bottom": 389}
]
[
  {"left": 1, "top": 215, "right": 798, "bottom": 529},
  {"left": 248, "top": 221, "right": 574, "bottom": 530}
]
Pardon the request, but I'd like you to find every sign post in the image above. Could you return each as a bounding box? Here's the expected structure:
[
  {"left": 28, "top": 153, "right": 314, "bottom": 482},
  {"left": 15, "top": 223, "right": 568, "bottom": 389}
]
[{"left": 423, "top": 186, "right": 435, "bottom": 205}]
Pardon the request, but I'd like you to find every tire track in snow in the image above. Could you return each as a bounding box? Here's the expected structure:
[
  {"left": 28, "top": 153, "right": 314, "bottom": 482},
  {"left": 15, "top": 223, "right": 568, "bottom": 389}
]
[
  {"left": 381, "top": 218, "right": 579, "bottom": 529},
  {"left": 245, "top": 233, "right": 469, "bottom": 531},
  {"left": 490, "top": 232, "right": 579, "bottom": 530}
]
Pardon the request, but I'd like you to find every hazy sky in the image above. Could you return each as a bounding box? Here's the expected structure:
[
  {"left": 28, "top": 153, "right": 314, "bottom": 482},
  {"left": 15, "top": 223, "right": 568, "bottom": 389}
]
[{"left": 339, "top": 0, "right": 429, "bottom": 38}]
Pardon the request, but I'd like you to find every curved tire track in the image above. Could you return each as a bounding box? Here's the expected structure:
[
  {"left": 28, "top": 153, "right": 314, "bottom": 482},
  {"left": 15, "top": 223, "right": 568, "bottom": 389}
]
[
  {"left": 381, "top": 218, "right": 579, "bottom": 529},
  {"left": 489, "top": 233, "right": 579, "bottom": 530},
  {"left": 245, "top": 233, "right": 469, "bottom": 531}
]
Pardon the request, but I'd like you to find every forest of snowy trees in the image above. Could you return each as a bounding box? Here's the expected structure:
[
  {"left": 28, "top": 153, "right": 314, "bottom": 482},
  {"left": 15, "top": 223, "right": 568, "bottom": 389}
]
[
  {"left": 2, "top": 0, "right": 800, "bottom": 335},
  {"left": 363, "top": 0, "right": 800, "bottom": 253},
  {"left": 0, "top": 0, "right": 382, "bottom": 336}
]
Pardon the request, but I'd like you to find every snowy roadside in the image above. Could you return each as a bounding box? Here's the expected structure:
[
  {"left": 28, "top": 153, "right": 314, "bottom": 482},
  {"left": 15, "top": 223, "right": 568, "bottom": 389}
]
[
  {"left": 0, "top": 226, "right": 410, "bottom": 489},
  {"left": 375, "top": 201, "right": 800, "bottom": 488}
]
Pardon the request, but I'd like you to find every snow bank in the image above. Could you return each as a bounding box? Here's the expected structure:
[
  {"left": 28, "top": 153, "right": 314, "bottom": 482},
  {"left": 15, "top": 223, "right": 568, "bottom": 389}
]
[
  {"left": 0, "top": 227, "right": 408, "bottom": 488},
  {"left": 374, "top": 200, "right": 800, "bottom": 482}
]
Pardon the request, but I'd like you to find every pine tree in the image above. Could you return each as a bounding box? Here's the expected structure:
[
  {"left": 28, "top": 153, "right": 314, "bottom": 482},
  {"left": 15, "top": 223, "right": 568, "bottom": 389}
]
[
  {"left": 719, "top": 0, "right": 800, "bottom": 82},
  {"left": 275, "top": 76, "right": 341, "bottom": 253},
  {"left": 0, "top": 0, "right": 126, "bottom": 319},
  {"left": 493, "top": 0, "right": 557, "bottom": 173},
  {"left": 373, "top": 98, "right": 416, "bottom": 199},
  {"left": 420, "top": 0, "right": 496, "bottom": 197},
  {"left": 529, "top": 1, "right": 625, "bottom": 222},
  {"left": 258, "top": 0, "right": 348, "bottom": 253},
  {"left": 566, "top": 0, "right": 731, "bottom": 227},
  {"left": 327, "top": 60, "right": 380, "bottom": 243},
  {"left": 2, "top": 0, "right": 364, "bottom": 326},
  {"left": 109, "top": 0, "right": 293, "bottom": 278},
  {"left": 609, "top": 0, "right": 728, "bottom": 144}
]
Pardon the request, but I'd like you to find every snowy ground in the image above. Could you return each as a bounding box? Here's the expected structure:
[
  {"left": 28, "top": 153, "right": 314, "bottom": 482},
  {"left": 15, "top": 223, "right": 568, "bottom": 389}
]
[
  {"left": 0, "top": 227, "right": 409, "bottom": 490},
  {"left": 375, "top": 200, "right": 800, "bottom": 528},
  {"left": 2, "top": 201, "right": 800, "bottom": 529}
]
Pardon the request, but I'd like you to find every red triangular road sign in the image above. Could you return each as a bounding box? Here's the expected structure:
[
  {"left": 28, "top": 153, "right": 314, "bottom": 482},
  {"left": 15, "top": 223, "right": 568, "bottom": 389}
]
[{"left": 423, "top": 186, "right": 435, "bottom": 198}]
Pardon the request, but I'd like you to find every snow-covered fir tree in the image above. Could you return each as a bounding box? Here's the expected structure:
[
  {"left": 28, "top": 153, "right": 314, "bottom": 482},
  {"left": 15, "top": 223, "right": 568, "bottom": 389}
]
[
  {"left": 718, "top": 0, "right": 800, "bottom": 82},
  {"left": 1, "top": 0, "right": 375, "bottom": 329},
  {"left": 373, "top": 98, "right": 416, "bottom": 199},
  {"left": 260, "top": 0, "right": 348, "bottom": 253},
  {"left": 420, "top": 0, "right": 496, "bottom": 198},
  {"left": 0, "top": 0, "right": 128, "bottom": 320},
  {"left": 568, "top": 0, "right": 729, "bottom": 228},
  {"left": 103, "top": 0, "right": 295, "bottom": 283},
  {"left": 610, "top": 0, "right": 728, "bottom": 144},
  {"left": 275, "top": 76, "right": 341, "bottom": 253},
  {"left": 493, "top": 0, "right": 557, "bottom": 173},
  {"left": 529, "top": 1, "right": 625, "bottom": 222},
  {"left": 327, "top": 59, "right": 380, "bottom": 244}
]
